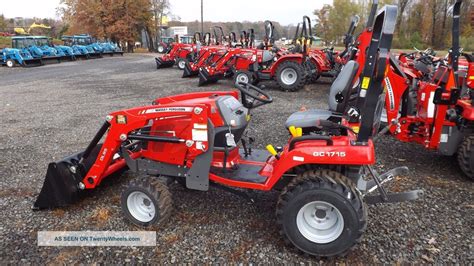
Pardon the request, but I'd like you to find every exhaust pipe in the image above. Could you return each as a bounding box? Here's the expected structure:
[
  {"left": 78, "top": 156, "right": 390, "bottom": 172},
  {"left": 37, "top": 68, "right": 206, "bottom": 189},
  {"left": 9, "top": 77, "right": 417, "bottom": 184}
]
[{"left": 33, "top": 122, "right": 110, "bottom": 210}]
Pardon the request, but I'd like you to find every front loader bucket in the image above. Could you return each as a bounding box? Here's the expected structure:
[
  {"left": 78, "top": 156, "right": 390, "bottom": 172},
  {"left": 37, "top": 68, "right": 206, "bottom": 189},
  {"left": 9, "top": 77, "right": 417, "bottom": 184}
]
[
  {"left": 198, "top": 68, "right": 221, "bottom": 86},
  {"left": 34, "top": 122, "right": 110, "bottom": 210},
  {"left": 41, "top": 56, "right": 62, "bottom": 65},
  {"left": 33, "top": 152, "right": 85, "bottom": 210},
  {"left": 155, "top": 57, "right": 175, "bottom": 69},
  {"left": 182, "top": 62, "right": 198, "bottom": 77},
  {"left": 61, "top": 55, "right": 76, "bottom": 61},
  {"left": 22, "top": 58, "right": 43, "bottom": 67},
  {"left": 88, "top": 52, "right": 102, "bottom": 59}
]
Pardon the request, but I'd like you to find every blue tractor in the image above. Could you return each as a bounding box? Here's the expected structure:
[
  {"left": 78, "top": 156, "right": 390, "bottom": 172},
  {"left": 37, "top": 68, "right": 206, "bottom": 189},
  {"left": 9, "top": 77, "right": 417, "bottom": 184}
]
[
  {"left": 61, "top": 36, "right": 90, "bottom": 59},
  {"left": 12, "top": 36, "right": 61, "bottom": 64},
  {"left": 98, "top": 41, "right": 124, "bottom": 56},
  {"left": 69, "top": 34, "right": 103, "bottom": 58},
  {"left": 1, "top": 48, "right": 43, "bottom": 67}
]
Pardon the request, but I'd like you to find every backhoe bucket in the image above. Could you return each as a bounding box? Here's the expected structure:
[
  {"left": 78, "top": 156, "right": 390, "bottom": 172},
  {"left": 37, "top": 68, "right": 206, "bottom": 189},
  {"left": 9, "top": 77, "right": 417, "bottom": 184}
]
[
  {"left": 182, "top": 61, "right": 198, "bottom": 77},
  {"left": 155, "top": 57, "right": 175, "bottom": 69},
  {"left": 33, "top": 152, "right": 86, "bottom": 210},
  {"left": 198, "top": 68, "right": 221, "bottom": 86},
  {"left": 21, "top": 58, "right": 43, "bottom": 67}
]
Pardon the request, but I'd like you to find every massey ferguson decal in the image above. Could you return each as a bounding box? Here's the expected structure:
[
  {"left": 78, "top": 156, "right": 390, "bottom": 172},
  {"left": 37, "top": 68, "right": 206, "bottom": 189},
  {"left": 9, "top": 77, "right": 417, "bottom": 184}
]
[{"left": 143, "top": 107, "right": 194, "bottom": 114}]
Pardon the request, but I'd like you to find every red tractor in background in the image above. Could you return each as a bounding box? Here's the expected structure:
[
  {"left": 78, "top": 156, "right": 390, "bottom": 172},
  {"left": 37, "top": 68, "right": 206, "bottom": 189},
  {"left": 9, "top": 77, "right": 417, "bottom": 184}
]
[
  {"left": 182, "top": 27, "right": 238, "bottom": 78},
  {"left": 199, "top": 20, "right": 311, "bottom": 91},
  {"left": 34, "top": 5, "right": 422, "bottom": 258},
  {"left": 155, "top": 32, "right": 202, "bottom": 70},
  {"left": 379, "top": 0, "right": 474, "bottom": 180}
]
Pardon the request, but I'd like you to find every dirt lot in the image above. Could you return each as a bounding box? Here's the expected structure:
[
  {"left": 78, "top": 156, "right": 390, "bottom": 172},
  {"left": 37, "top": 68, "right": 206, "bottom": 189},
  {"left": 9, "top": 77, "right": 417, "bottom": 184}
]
[{"left": 0, "top": 53, "right": 472, "bottom": 264}]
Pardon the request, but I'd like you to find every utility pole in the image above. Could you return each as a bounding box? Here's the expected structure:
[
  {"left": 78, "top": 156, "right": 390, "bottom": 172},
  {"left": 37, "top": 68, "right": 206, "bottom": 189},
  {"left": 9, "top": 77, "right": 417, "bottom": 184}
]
[{"left": 201, "top": 0, "right": 204, "bottom": 34}]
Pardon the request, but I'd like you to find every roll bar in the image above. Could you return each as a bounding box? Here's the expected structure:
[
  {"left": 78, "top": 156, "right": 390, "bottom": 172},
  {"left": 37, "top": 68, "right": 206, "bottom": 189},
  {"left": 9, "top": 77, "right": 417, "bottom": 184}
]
[
  {"left": 293, "top": 23, "right": 301, "bottom": 43},
  {"left": 194, "top": 32, "right": 202, "bottom": 44},
  {"left": 212, "top": 26, "right": 224, "bottom": 45},
  {"left": 450, "top": 0, "right": 462, "bottom": 89},
  {"left": 356, "top": 5, "right": 398, "bottom": 143},
  {"left": 302, "top": 15, "right": 312, "bottom": 55},
  {"left": 344, "top": 15, "right": 360, "bottom": 48},
  {"left": 264, "top": 20, "right": 274, "bottom": 43},
  {"left": 366, "top": 0, "right": 379, "bottom": 28},
  {"left": 204, "top": 32, "right": 211, "bottom": 46}
]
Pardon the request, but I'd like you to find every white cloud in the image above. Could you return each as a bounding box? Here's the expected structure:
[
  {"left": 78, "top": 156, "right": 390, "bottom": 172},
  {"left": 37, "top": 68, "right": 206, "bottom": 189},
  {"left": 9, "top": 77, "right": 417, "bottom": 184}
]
[
  {"left": 1, "top": 0, "right": 333, "bottom": 25},
  {"left": 2, "top": 0, "right": 61, "bottom": 18}
]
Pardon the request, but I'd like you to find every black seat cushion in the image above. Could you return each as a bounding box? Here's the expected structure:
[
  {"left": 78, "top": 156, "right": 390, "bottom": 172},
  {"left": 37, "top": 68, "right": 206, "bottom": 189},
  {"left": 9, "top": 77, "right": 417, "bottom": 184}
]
[{"left": 285, "top": 61, "right": 359, "bottom": 129}]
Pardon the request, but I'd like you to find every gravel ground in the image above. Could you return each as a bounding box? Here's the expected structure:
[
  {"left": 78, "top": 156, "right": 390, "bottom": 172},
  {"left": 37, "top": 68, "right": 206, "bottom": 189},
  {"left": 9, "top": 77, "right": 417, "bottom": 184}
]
[{"left": 0, "top": 53, "right": 472, "bottom": 264}]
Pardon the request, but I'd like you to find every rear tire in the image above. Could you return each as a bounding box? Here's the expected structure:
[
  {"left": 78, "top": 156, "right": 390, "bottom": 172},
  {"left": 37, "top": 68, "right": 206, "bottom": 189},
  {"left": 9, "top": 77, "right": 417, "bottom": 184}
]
[
  {"left": 121, "top": 176, "right": 172, "bottom": 228},
  {"left": 276, "top": 61, "right": 305, "bottom": 92},
  {"left": 306, "top": 60, "right": 320, "bottom": 83},
  {"left": 276, "top": 169, "right": 367, "bottom": 257},
  {"left": 233, "top": 70, "right": 256, "bottom": 85},
  {"left": 176, "top": 58, "right": 188, "bottom": 70},
  {"left": 6, "top": 59, "right": 15, "bottom": 68},
  {"left": 457, "top": 135, "right": 474, "bottom": 180}
]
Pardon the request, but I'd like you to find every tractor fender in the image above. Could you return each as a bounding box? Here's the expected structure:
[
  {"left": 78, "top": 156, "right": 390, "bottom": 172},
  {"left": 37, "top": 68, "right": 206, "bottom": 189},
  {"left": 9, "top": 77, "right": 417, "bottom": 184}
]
[
  {"left": 457, "top": 100, "right": 474, "bottom": 121},
  {"left": 265, "top": 137, "right": 375, "bottom": 189},
  {"left": 309, "top": 53, "right": 330, "bottom": 72},
  {"left": 269, "top": 54, "right": 304, "bottom": 76}
]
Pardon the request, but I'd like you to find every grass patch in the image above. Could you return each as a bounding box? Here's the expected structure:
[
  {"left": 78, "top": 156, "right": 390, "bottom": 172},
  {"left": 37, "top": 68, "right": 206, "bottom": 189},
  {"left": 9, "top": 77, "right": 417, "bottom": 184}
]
[{"left": 0, "top": 36, "right": 11, "bottom": 49}]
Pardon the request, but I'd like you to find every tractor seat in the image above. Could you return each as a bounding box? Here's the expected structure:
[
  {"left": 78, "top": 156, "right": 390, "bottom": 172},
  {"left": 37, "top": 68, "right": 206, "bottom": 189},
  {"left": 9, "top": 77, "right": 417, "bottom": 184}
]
[
  {"left": 285, "top": 60, "right": 360, "bottom": 129},
  {"left": 261, "top": 50, "right": 274, "bottom": 62}
]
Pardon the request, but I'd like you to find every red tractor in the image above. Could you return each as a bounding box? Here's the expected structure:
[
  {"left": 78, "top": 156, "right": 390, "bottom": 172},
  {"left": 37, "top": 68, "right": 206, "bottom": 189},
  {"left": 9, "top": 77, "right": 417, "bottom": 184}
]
[
  {"left": 199, "top": 21, "right": 312, "bottom": 91},
  {"left": 155, "top": 32, "right": 202, "bottom": 70},
  {"left": 379, "top": 0, "right": 474, "bottom": 180},
  {"left": 34, "top": 6, "right": 421, "bottom": 257},
  {"left": 182, "top": 28, "right": 236, "bottom": 78}
]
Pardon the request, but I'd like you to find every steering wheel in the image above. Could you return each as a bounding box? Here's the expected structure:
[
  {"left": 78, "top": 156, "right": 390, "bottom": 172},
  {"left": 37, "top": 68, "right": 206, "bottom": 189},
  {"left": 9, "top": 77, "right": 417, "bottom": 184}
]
[{"left": 235, "top": 81, "right": 273, "bottom": 109}]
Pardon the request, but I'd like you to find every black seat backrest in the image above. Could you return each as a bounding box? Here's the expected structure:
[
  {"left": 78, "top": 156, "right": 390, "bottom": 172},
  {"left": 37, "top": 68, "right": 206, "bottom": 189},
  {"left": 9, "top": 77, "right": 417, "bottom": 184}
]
[{"left": 328, "top": 60, "right": 359, "bottom": 113}]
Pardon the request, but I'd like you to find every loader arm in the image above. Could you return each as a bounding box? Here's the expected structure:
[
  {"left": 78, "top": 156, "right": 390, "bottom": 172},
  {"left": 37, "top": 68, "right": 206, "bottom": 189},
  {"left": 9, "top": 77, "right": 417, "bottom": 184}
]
[
  {"left": 33, "top": 103, "right": 211, "bottom": 209},
  {"left": 84, "top": 104, "right": 211, "bottom": 189}
]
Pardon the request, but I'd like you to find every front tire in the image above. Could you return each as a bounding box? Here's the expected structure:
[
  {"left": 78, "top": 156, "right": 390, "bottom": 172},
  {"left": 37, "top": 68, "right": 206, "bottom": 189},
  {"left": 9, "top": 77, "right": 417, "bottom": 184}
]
[
  {"left": 176, "top": 58, "right": 188, "bottom": 70},
  {"left": 121, "top": 177, "right": 172, "bottom": 228},
  {"left": 233, "top": 70, "right": 257, "bottom": 85},
  {"left": 157, "top": 45, "right": 165, "bottom": 53},
  {"left": 276, "top": 170, "right": 367, "bottom": 257},
  {"left": 6, "top": 59, "right": 15, "bottom": 68},
  {"left": 276, "top": 61, "right": 305, "bottom": 92},
  {"left": 457, "top": 135, "right": 474, "bottom": 180}
]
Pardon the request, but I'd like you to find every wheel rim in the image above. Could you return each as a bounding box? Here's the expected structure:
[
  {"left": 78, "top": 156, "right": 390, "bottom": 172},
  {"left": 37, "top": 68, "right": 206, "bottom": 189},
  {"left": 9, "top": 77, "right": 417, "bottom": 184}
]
[
  {"left": 236, "top": 73, "right": 249, "bottom": 84},
  {"left": 281, "top": 68, "right": 298, "bottom": 85},
  {"left": 7, "top": 60, "right": 13, "bottom": 67},
  {"left": 178, "top": 60, "right": 186, "bottom": 69},
  {"left": 296, "top": 201, "right": 344, "bottom": 244},
  {"left": 127, "top": 191, "right": 156, "bottom": 223},
  {"left": 158, "top": 46, "right": 164, "bottom": 52}
]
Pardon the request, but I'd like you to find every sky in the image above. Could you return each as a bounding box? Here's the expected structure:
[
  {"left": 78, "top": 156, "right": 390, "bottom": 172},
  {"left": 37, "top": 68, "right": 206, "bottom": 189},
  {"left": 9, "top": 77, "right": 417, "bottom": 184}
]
[{"left": 1, "top": 0, "right": 333, "bottom": 25}]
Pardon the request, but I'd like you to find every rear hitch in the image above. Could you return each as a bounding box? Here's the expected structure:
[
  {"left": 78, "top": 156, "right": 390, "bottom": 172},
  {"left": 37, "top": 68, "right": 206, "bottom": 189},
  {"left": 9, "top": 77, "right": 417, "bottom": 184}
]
[{"left": 362, "top": 165, "right": 424, "bottom": 205}]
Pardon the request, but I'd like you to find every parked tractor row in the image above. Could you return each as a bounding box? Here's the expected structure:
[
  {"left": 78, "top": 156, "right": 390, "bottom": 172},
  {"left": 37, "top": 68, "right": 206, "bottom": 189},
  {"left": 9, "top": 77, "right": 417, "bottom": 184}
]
[
  {"left": 154, "top": 14, "right": 364, "bottom": 92},
  {"left": 1, "top": 34, "right": 123, "bottom": 68}
]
